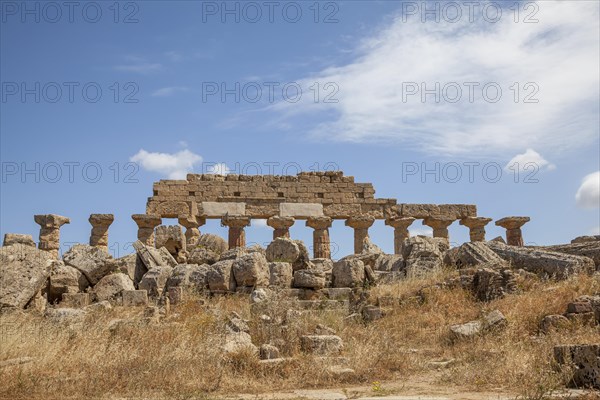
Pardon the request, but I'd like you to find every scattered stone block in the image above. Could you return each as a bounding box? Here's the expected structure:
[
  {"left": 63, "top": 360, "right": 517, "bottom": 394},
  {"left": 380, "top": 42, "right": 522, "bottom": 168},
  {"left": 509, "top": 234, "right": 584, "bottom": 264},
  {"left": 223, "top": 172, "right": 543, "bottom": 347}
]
[
  {"left": 94, "top": 273, "right": 135, "bottom": 301},
  {"left": 61, "top": 293, "right": 90, "bottom": 308},
  {"left": 293, "top": 269, "right": 326, "bottom": 289},
  {"left": 0, "top": 244, "right": 53, "bottom": 310},
  {"left": 554, "top": 344, "right": 600, "bottom": 389},
  {"left": 540, "top": 315, "right": 571, "bottom": 334},
  {"left": 232, "top": 253, "right": 270, "bottom": 287},
  {"left": 122, "top": 290, "right": 148, "bottom": 307},
  {"left": 268, "top": 262, "right": 293, "bottom": 288},
  {"left": 62, "top": 244, "right": 113, "bottom": 285},
  {"left": 332, "top": 258, "right": 365, "bottom": 288},
  {"left": 207, "top": 260, "right": 236, "bottom": 292},
  {"left": 300, "top": 335, "right": 343, "bottom": 356}
]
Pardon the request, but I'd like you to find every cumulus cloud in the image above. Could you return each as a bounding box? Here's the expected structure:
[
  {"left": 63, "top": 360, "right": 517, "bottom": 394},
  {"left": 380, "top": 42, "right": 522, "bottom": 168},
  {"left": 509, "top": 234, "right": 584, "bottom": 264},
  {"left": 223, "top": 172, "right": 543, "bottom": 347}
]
[
  {"left": 272, "top": 1, "right": 599, "bottom": 157},
  {"left": 505, "top": 149, "right": 555, "bottom": 172},
  {"left": 576, "top": 171, "right": 600, "bottom": 209},
  {"left": 130, "top": 149, "right": 202, "bottom": 179}
]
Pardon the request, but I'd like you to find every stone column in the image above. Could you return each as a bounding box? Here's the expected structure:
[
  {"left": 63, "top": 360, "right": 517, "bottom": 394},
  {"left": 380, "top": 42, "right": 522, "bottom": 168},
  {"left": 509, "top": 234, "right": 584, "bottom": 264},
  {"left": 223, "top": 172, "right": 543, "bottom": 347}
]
[
  {"left": 178, "top": 215, "right": 206, "bottom": 247},
  {"left": 131, "top": 214, "right": 162, "bottom": 246},
  {"left": 267, "top": 216, "right": 295, "bottom": 240},
  {"left": 385, "top": 217, "right": 415, "bottom": 255},
  {"left": 495, "top": 216, "right": 530, "bottom": 246},
  {"left": 88, "top": 214, "right": 114, "bottom": 251},
  {"left": 33, "top": 214, "right": 70, "bottom": 259},
  {"left": 345, "top": 216, "right": 375, "bottom": 254},
  {"left": 222, "top": 216, "right": 251, "bottom": 249},
  {"left": 306, "top": 217, "right": 333, "bottom": 259},
  {"left": 459, "top": 217, "right": 492, "bottom": 242},
  {"left": 422, "top": 217, "right": 455, "bottom": 243}
]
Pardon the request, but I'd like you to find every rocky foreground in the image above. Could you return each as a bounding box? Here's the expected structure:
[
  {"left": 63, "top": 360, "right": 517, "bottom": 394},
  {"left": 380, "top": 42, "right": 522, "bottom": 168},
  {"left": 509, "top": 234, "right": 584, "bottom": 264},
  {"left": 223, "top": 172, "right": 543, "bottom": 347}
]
[{"left": 0, "top": 233, "right": 599, "bottom": 399}]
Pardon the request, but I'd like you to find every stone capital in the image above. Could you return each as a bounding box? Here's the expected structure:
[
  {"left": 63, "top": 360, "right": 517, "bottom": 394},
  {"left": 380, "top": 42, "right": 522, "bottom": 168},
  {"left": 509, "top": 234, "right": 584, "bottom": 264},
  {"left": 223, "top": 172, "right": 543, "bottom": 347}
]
[
  {"left": 422, "top": 217, "right": 455, "bottom": 229},
  {"left": 221, "top": 215, "right": 251, "bottom": 229},
  {"left": 132, "top": 214, "right": 162, "bottom": 228},
  {"left": 385, "top": 217, "right": 415, "bottom": 229},
  {"left": 34, "top": 214, "right": 70, "bottom": 228},
  {"left": 345, "top": 216, "right": 375, "bottom": 230},
  {"left": 306, "top": 216, "right": 333, "bottom": 230},
  {"left": 89, "top": 214, "right": 114, "bottom": 227},
  {"left": 495, "top": 216, "right": 530, "bottom": 230},
  {"left": 178, "top": 215, "right": 206, "bottom": 229},
  {"left": 267, "top": 216, "right": 295, "bottom": 230},
  {"left": 460, "top": 217, "right": 492, "bottom": 229}
]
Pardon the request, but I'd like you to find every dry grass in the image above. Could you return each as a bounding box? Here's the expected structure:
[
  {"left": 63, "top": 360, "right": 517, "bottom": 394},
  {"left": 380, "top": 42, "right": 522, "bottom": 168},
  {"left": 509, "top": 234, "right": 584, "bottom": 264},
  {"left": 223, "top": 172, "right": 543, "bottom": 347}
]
[{"left": 0, "top": 270, "right": 598, "bottom": 400}]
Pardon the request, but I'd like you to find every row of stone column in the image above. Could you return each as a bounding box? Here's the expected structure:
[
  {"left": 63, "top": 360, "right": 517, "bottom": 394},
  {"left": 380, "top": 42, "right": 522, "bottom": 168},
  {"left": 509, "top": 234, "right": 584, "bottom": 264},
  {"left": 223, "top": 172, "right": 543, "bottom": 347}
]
[{"left": 30, "top": 213, "right": 530, "bottom": 260}]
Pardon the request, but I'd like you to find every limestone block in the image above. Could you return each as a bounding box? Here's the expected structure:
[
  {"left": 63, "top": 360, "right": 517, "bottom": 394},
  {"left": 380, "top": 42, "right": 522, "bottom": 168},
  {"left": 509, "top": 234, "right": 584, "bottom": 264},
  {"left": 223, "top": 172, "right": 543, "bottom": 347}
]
[
  {"left": 207, "top": 260, "right": 237, "bottom": 292},
  {"left": 332, "top": 258, "right": 365, "bottom": 288},
  {"left": 232, "top": 253, "right": 270, "bottom": 287},
  {"left": 62, "top": 244, "right": 113, "bottom": 285},
  {"left": 122, "top": 290, "right": 148, "bottom": 307},
  {"left": 0, "top": 244, "right": 53, "bottom": 310},
  {"left": 268, "top": 262, "right": 293, "bottom": 288},
  {"left": 61, "top": 293, "right": 90, "bottom": 308},
  {"left": 202, "top": 202, "right": 246, "bottom": 216},
  {"left": 293, "top": 269, "right": 326, "bottom": 289},
  {"left": 93, "top": 273, "right": 135, "bottom": 302},
  {"left": 280, "top": 203, "right": 324, "bottom": 218},
  {"left": 265, "top": 237, "right": 300, "bottom": 263},
  {"left": 300, "top": 335, "right": 343, "bottom": 355}
]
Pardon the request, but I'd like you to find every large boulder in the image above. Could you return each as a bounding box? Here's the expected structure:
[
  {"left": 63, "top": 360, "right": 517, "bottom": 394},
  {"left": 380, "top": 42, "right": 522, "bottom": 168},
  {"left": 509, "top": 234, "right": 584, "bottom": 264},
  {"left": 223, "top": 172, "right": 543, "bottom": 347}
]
[
  {"left": 106, "top": 253, "right": 139, "bottom": 282},
  {"left": 402, "top": 236, "right": 444, "bottom": 277},
  {"left": 450, "top": 310, "right": 507, "bottom": 341},
  {"left": 486, "top": 241, "right": 595, "bottom": 279},
  {"left": 540, "top": 241, "right": 600, "bottom": 270},
  {"left": 293, "top": 240, "right": 311, "bottom": 270},
  {"left": 63, "top": 244, "right": 113, "bottom": 285},
  {"left": 138, "top": 266, "right": 173, "bottom": 297},
  {"left": 374, "top": 254, "right": 404, "bottom": 272},
  {"left": 268, "top": 262, "right": 293, "bottom": 288},
  {"left": 265, "top": 238, "right": 300, "bottom": 263},
  {"left": 232, "top": 253, "right": 270, "bottom": 287},
  {"left": 571, "top": 235, "right": 600, "bottom": 244},
  {"left": 459, "top": 268, "right": 517, "bottom": 302},
  {"left": 0, "top": 244, "right": 53, "bottom": 310},
  {"left": 453, "top": 242, "right": 508, "bottom": 268},
  {"left": 293, "top": 269, "right": 326, "bottom": 289},
  {"left": 48, "top": 261, "right": 90, "bottom": 303},
  {"left": 207, "top": 260, "right": 237, "bottom": 292},
  {"left": 165, "top": 264, "right": 210, "bottom": 292},
  {"left": 3, "top": 233, "right": 35, "bottom": 247},
  {"left": 195, "top": 233, "right": 228, "bottom": 255},
  {"left": 187, "top": 247, "right": 220, "bottom": 265},
  {"left": 332, "top": 258, "right": 365, "bottom": 288},
  {"left": 300, "top": 335, "right": 343, "bottom": 355},
  {"left": 93, "top": 273, "right": 135, "bottom": 301}
]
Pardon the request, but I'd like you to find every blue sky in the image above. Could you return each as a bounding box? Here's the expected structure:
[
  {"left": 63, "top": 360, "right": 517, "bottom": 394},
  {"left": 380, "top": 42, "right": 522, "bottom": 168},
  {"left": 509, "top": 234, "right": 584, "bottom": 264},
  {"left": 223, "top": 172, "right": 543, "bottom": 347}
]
[{"left": 1, "top": 0, "right": 599, "bottom": 258}]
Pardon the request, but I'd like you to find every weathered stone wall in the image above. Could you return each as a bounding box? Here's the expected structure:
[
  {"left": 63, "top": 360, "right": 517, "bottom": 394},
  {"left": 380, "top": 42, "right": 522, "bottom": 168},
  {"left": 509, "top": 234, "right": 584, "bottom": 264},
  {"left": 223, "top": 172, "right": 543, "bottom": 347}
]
[{"left": 146, "top": 171, "right": 476, "bottom": 220}]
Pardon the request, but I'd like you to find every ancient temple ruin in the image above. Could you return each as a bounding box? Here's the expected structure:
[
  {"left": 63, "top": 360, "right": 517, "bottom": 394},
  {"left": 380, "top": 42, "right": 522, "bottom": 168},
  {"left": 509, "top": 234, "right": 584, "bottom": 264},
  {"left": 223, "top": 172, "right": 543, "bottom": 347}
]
[{"left": 131, "top": 171, "right": 528, "bottom": 257}]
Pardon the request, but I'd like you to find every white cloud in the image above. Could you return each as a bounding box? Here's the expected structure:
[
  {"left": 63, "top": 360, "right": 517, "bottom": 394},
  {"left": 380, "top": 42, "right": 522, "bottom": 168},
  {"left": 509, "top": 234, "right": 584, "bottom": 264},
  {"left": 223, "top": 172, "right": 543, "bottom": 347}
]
[
  {"left": 505, "top": 149, "right": 555, "bottom": 172},
  {"left": 272, "top": 1, "right": 599, "bottom": 157},
  {"left": 114, "top": 63, "right": 162, "bottom": 74},
  {"left": 409, "top": 227, "right": 432, "bottom": 237},
  {"left": 130, "top": 149, "right": 202, "bottom": 179},
  {"left": 205, "top": 163, "right": 232, "bottom": 175},
  {"left": 152, "top": 87, "right": 189, "bottom": 97},
  {"left": 576, "top": 171, "right": 600, "bottom": 209}
]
